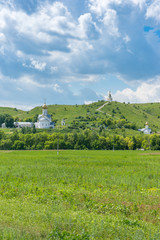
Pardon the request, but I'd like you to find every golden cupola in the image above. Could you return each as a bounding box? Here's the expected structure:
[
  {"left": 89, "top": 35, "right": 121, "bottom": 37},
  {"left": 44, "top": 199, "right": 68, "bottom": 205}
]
[{"left": 42, "top": 104, "right": 48, "bottom": 109}]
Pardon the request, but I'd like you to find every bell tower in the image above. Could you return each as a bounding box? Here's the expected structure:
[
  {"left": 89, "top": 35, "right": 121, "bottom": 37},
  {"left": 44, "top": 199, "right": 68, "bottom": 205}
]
[{"left": 107, "top": 91, "right": 113, "bottom": 102}]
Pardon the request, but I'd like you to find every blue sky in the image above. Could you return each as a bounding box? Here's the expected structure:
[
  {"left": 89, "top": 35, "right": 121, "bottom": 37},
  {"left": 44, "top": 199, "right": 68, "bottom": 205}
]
[{"left": 0, "top": 0, "right": 160, "bottom": 109}]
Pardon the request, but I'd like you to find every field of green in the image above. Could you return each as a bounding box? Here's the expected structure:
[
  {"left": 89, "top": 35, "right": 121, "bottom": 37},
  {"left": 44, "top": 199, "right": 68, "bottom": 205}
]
[{"left": 0, "top": 150, "right": 160, "bottom": 239}]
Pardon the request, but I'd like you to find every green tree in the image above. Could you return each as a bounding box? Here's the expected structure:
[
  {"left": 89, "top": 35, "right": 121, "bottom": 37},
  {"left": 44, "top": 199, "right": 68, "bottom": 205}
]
[
  {"left": 44, "top": 141, "right": 55, "bottom": 149},
  {"left": 12, "top": 140, "right": 25, "bottom": 150},
  {"left": 32, "top": 124, "right": 36, "bottom": 133},
  {"left": 0, "top": 139, "right": 12, "bottom": 150},
  {"left": 5, "top": 116, "right": 14, "bottom": 128},
  {"left": 0, "top": 131, "right": 5, "bottom": 140}
]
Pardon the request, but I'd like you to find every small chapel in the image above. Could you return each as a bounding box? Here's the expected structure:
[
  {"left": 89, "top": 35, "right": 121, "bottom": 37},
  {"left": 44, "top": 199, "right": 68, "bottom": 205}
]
[
  {"left": 138, "top": 122, "right": 151, "bottom": 134},
  {"left": 35, "top": 103, "right": 54, "bottom": 129}
]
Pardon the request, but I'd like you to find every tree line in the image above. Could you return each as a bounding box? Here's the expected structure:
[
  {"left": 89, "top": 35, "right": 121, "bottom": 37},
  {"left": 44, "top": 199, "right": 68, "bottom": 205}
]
[{"left": 0, "top": 129, "right": 160, "bottom": 150}]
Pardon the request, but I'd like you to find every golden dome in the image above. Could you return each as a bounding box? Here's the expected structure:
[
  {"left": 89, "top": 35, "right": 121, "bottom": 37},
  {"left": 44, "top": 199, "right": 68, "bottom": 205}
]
[{"left": 42, "top": 104, "right": 48, "bottom": 109}]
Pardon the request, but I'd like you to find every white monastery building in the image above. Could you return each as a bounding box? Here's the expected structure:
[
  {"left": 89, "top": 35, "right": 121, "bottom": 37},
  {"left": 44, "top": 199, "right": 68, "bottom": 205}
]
[
  {"left": 14, "top": 122, "right": 34, "bottom": 128},
  {"left": 35, "top": 103, "right": 54, "bottom": 129},
  {"left": 12, "top": 103, "right": 54, "bottom": 129}
]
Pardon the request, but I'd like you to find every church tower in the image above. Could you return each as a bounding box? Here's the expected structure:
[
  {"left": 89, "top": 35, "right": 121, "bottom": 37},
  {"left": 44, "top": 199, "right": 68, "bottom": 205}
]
[
  {"left": 107, "top": 91, "right": 113, "bottom": 102},
  {"left": 42, "top": 103, "right": 48, "bottom": 116}
]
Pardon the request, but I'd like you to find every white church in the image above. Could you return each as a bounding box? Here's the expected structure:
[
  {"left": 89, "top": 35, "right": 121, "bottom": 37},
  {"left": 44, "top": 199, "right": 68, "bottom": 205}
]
[
  {"left": 35, "top": 103, "right": 54, "bottom": 129},
  {"left": 138, "top": 122, "right": 151, "bottom": 134},
  {"left": 13, "top": 103, "right": 54, "bottom": 129}
]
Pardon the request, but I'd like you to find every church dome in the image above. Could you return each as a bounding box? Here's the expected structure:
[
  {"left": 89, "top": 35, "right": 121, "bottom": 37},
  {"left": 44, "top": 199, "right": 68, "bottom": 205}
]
[{"left": 42, "top": 104, "right": 48, "bottom": 109}]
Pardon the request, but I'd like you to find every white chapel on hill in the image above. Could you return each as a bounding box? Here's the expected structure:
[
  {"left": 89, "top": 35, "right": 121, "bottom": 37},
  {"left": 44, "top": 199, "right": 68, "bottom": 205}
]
[
  {"left": 35, "top": 103, "right": 54, "bottom": 129},
  {"left": 138, "top": 122, "right": 151, "bottom": 134}
]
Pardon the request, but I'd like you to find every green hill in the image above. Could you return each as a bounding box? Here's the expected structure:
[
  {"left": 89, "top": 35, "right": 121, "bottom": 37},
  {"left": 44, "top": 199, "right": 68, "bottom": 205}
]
[
  {"left": 102, "top": 102, "right": 160, "bottom": 131},
  {"left": 1, "top": 101, "right": 160, "bottom": 134},
  {"left": 0, "top": 107, "right": 25, "bottom": 118}
]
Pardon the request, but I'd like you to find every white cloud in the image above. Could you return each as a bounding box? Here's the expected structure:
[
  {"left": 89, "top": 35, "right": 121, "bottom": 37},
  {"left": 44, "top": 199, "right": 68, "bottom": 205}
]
[
  {"left": 80, "top": 75, "right": 100, "bottom": 82},
  {"left": 123, "top": 34, "right": 131, "bottom": 43},
  {"left": 0, "top": 1, "right": 76, "bottom": 44},
  {"left": 17, "top": 75, "right": 48, "bottom": 89},
  {"left": 68, "top": 39, "right": 93, "bottom": 57},
  {"left": 78, "top": 13, "right": 99, "bottom": 39},
  {"left": 0, "top": 101, "right": 34, "bottom": 111},
  {"left": 16, "top": 50, "right": 24, "bottom": 58},
  {"left": 0, "top": 33, "right": 6, "bottom": 42},
  {"left": 129, "top": 0, "right": 146, "bottom": 9},
  {"left": 88, "top": 0, "right": 122, "bottom": 16},
  {"left": 30, "top": 58, "right": 46, "bottom": 71},
  {"left": 0, "top": 0, "right": 160, "bottom": 108},
  {"left": 22, "top": 61, "right": 47, "bottom": 71},
  {"left": 88, "top": 0, "right": 145, "bottom": 16},
  {"left": 113, "top": 77, "right": 160, "bottom": 103},
  {"left": 84, "top": 100, "right": 95, "bottom": 105},
  {"left": 53, "top": 83, "right": 64, "bottom": 93},
  {"left": 146, "top": 0, "right": 160, "bottom": 22},
  {"left": 103, "top": 9, "right": 119, "bottom": 37},
  {"left": 0, "top": 0, "right": 14, "bottom": 9}
]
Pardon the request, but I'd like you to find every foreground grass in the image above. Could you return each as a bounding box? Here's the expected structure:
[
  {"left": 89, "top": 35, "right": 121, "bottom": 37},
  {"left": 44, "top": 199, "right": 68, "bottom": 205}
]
[{"left": 0, "top": 150, "right": 160, "bottom": 239}]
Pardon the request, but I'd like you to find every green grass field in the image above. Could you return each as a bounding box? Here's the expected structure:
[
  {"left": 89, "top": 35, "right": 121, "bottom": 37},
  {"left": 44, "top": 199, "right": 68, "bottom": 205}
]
[{"left": 0, "top": 150, "right": 160, "bottom": 239}]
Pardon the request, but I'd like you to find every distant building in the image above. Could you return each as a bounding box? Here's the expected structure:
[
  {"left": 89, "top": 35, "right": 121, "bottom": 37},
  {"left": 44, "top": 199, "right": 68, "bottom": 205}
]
[
  {"left": 1, "top": 123, "right": 6, "bottom": 128},
  {"left": 138, "top": 122, "right": 151, "bottom": 134},
  {"left": 107, "top": 91, "right": 113, "bottom": 102},
  {"left": 1, "top": 103, "right": 54, "bottom": 129},
  {"left": 61, "top": 119, "right": 65, "bottom": 126},
  {"left": 35, "top": 103, "right": 54, "bottom": 129},
  {"left": 14, "top": 122, "right": 34, "bottom": 128}
]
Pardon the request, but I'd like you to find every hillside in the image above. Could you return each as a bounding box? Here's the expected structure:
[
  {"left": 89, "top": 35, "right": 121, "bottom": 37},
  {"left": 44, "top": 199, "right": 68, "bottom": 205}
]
[
  {"left": 102, "top": 102, "right": 160, "bottom": 131},
  {"left": 1, "top": 101, "right": 160, "bottom": 133},
  {"left": 0, "top": 107, "right": 25, "bottom": 118}
]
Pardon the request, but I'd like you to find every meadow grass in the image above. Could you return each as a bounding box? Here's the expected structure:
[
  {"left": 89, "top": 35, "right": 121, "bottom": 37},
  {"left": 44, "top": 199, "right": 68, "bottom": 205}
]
[{"left": 0, "top": 150, "right": 160, "bottom": 239}]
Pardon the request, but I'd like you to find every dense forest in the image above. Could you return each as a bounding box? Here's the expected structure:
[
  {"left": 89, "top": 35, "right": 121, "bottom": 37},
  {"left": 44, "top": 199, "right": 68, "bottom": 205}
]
[{"left": 0, "top": 128, "right": 160, "bottom": 150}]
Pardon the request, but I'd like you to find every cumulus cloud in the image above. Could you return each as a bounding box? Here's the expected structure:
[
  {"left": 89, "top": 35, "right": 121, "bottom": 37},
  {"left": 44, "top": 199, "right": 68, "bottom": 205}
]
[
  {"left": 114, "top": 77, "right": 160, "bottom": 103},
  {"left": 78, "top": 13, "right": 99, "bottom": 39},
  {"left": 0, "top": 0, "right": 160, "bottom": 108},
  {"left": 88, "top": 0, "right": 145, "bottom": 16},
  {"left": 146, "top": 0, "right": 160, "bottom": 22},
  {"left": 0, "top": 0, "right": 157, "bottom": 83},
  {"left": 103, "top": 9, "right": 119, "bottom": 37},
  {"left": 88, "top": 0, "right": 121, "bottom": 16},
  {"left": 0, "top": 1, "right": 75, "bottom": 43}
]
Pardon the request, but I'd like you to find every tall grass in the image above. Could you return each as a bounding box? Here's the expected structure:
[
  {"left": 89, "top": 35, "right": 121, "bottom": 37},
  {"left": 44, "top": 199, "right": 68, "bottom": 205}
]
[{"left": 0, "top": 150, "right": 160, "bottom": 239}]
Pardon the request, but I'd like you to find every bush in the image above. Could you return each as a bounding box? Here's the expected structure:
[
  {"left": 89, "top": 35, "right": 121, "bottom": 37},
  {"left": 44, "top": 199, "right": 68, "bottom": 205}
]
[{"left": 12, "top": 140, "right": 25, "bottom": 150}]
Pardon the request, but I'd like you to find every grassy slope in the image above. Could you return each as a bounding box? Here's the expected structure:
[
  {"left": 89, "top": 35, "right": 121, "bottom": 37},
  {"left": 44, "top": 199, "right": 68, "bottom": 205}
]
[
  {"left": 1, "top": 101, "right": 160, "bottom": 131},
  {"left": 102, "top": 102, "right": 160, "bottom": 131},
  {"left": 0, "top": 150, "right": 160, "bottom": 239},
  {"left": 0, "top": 107, "right": 25, "bottom": 119},
  {"left": 29, "top": 101, "right": 104, "bottom": 124}
]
